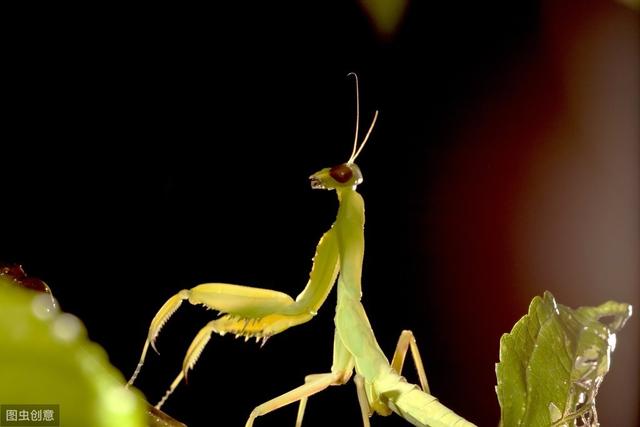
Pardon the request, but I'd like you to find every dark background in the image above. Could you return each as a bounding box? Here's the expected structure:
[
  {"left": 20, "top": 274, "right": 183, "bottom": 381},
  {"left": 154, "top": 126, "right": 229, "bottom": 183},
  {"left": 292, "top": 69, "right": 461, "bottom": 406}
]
[{"left": 3, "top": 1, "right": 637, "bottom": 426}]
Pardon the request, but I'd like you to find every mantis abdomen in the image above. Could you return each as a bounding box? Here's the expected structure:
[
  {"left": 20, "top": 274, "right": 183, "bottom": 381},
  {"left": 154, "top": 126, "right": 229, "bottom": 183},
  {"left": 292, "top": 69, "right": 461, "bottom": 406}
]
[{"left": 377, "top": 372, "right": 475, "bottom": 427}]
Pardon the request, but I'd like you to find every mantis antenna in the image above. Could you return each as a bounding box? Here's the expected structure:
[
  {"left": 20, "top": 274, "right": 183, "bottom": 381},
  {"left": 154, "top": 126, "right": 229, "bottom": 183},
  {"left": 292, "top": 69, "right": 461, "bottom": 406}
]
[
  {"left": 350, "top": 110, "right": 378, "bottom": 164},
  {"left": 347, "top": 72, "right": 360, "bottom": 163},
  {"left": 346, "top": 72, "right": 379, "bottom": 165}
]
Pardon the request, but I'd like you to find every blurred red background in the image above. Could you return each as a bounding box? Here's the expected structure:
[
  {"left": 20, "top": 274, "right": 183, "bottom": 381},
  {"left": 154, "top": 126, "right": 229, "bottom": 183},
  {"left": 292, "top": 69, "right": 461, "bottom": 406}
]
[{"left": 423, "top": 1, "right": 638, "bottom": 424}]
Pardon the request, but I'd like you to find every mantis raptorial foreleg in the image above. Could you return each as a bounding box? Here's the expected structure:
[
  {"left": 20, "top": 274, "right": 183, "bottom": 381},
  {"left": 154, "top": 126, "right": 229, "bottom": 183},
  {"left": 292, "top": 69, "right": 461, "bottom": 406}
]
[
  {"left": 155, "top": 309, "right": 316, "bottom": 408},
  {"left": 128, "top": 284, "right": 310, "bottom": 387},
  {"left": 128, "top": 228, "right": 340, "bottom": 405}
]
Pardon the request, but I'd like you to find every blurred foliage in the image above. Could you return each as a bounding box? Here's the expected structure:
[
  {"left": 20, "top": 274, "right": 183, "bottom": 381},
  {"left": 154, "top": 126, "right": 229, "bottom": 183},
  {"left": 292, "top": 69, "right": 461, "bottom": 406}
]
[
  {"left": 0, "top": 275, "right": 146, "bottom": 427},
  {"left": 616, "top": 0, "right": 639, "bottom": 11},
  {"left": 358, "top": 0, "right": 410, "bottom": 38},
  {"left": 496, "top": 292, "right": 631, "bottom": 426}
]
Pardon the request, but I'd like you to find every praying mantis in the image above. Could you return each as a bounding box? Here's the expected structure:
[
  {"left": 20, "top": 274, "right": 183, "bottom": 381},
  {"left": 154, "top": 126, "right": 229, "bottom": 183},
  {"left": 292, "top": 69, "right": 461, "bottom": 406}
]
[{"left": 128, "top": 75, "right": 476, "bottom": 427}]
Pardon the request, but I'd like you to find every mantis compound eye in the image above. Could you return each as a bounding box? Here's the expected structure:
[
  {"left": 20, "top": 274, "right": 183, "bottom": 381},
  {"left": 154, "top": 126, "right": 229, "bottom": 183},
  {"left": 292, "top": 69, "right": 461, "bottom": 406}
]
[{"left": 329, "top": 164, "right": 353, "bottom": 183}]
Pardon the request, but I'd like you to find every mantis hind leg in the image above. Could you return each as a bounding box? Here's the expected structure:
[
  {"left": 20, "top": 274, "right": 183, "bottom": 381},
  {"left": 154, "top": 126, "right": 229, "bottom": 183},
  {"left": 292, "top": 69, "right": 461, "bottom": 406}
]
[{"left": 390, "top": 329, "right": 430, "bottom": 393}]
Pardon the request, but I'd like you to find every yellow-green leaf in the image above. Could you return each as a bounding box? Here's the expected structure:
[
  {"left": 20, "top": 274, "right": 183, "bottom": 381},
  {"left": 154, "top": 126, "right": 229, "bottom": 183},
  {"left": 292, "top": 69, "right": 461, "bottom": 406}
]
[{"left": 496, "top": 292, "right": 631, "bottom": 426}]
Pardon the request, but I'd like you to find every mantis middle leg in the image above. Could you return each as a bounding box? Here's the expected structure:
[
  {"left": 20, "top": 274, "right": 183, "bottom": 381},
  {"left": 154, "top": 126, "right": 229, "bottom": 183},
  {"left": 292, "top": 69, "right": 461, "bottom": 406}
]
[{"left": 246, "top": 332, "right": 359, "bottom": 427}]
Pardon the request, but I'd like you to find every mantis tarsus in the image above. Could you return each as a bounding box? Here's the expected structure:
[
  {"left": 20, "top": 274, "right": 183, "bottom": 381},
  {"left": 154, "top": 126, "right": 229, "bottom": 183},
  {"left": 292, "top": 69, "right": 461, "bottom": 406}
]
[{"left": 128, "top": 75, "right": 476, "bottom": 427}]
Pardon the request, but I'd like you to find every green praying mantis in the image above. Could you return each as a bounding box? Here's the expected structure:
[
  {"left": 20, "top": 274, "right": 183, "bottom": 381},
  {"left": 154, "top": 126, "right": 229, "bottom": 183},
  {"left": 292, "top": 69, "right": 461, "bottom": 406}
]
[{"left": 128, "top": 75, "right": 476, "bottom": 427}]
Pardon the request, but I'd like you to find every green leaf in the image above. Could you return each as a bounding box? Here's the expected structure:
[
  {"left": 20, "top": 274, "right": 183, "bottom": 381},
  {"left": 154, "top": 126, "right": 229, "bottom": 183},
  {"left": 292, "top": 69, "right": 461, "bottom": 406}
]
[
  {"left": 496, "top": 291, "right": 631, "bottom": 427},
  {"left": 0, "top": 276, "right": 147, "bottom": 427}
]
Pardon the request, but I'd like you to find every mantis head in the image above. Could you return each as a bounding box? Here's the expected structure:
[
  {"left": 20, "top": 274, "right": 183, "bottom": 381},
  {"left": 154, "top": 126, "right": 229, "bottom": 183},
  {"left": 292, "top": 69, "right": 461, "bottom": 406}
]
[
  {"left": 309, "top": 73, "right": 378, "bottom": 192},
  {"left": 309, "top": 163, "right": 363, "bottom": 190}
]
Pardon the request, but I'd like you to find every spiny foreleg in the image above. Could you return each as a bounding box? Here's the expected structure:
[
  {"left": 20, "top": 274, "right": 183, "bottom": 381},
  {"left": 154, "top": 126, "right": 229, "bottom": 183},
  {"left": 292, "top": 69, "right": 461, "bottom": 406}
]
[
  {"left": 155, "top": 312, "right": 313, "bottom": 408},
  {"left": 128, "top": 228, "right": 340, "bottom": 389},
  {"left": 128, "top": 284, "right": 307, "bottom": 387}
]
